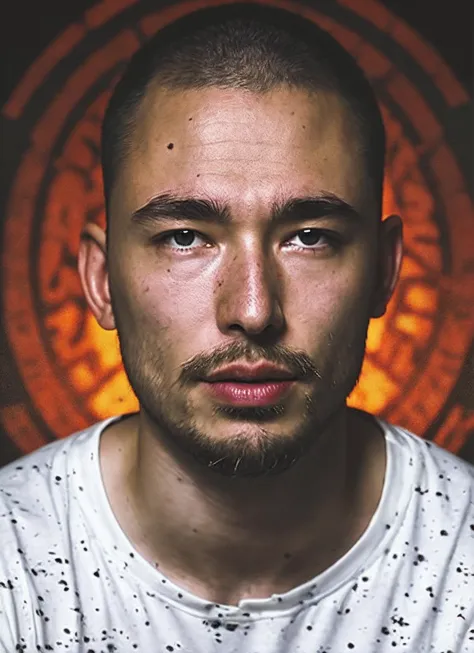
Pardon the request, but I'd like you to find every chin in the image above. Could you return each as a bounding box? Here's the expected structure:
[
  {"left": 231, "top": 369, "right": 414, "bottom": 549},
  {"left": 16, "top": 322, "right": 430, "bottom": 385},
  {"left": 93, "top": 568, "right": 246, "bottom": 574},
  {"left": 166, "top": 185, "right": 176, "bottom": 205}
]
[{"left": 173, "top": 414, "right": 318, "bottom": 479}]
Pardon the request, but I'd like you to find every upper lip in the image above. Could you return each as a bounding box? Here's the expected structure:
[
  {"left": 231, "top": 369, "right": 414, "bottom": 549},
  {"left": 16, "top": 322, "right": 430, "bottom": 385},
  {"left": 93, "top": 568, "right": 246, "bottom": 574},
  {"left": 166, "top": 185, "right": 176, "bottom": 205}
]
[{"left": 204, "top": 363, "right": 296, "bottom": 382}]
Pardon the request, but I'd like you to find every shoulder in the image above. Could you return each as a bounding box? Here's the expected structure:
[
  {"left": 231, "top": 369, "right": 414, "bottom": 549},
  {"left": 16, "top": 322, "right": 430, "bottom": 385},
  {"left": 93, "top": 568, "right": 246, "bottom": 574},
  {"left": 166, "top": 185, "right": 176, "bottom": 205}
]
[
  {"left": 376, "top": 422, "right": 474, "bottom": 633},
  {"left": 381, "top": 420, "right": 473, "bottom": 560},
  {"left": 0, "top": 420, "right": 114, "bottom": 550},
  {"left": 0, "top": 431, "right": 82, "bottom": 540},
  {"left": 0, "top": 437, "right": 72, "bottom": 646},
  {"left": 384, "top": 421, "right": 474, "bottom": 530},
  {"left": 383, "top": 420, "right": 474, "bottom": 579},
  {"left": 0, "top": 420, "right": 113, "bottom": 647},
  {"left": 383, "top": 420, "right": 474, "bottom": 490},
  {"left": 0, "top": 437, "right": 73, "bottom": 547}
]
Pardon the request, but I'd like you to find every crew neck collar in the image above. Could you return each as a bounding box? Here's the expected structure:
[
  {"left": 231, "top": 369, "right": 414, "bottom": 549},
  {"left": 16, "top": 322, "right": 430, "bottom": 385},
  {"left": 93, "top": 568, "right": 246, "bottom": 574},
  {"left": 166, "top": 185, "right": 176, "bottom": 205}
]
[{"left": 72, "top": 414, "right": 413, "bottom": 620}]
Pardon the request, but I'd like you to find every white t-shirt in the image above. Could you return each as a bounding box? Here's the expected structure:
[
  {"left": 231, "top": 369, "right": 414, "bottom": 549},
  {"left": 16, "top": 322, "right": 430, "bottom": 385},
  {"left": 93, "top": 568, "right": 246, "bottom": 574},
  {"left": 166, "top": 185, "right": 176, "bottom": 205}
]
[{"left": 0, "top": 416, "right": 473, "bottom": 653}]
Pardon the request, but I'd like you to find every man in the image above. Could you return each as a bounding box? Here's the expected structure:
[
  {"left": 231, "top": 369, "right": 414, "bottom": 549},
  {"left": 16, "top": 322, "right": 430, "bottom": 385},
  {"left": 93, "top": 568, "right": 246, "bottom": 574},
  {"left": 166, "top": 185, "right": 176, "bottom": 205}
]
[{"left": 1, "top": 3, "right": 472, "bottom": 651}]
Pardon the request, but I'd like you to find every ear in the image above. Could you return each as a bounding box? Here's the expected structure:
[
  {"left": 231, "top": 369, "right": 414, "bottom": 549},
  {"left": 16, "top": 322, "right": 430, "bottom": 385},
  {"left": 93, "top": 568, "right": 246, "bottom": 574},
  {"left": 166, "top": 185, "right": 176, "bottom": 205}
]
[
  {"left": 371, "top": 214, "right": 403, "bottom": 318},
  {"left": 77, "top": 223, "right": 116, "bottom": 330}
]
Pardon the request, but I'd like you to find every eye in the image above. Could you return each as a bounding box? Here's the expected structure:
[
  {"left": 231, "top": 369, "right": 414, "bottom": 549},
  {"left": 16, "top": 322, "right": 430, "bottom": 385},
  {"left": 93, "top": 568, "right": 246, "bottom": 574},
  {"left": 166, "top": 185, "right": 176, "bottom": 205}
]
[
  {"left": 286, "top": 228, "right": 335, "bottom": 250},
  {"left": 160, "top": 229, "right": 208, "bottom": 250}
]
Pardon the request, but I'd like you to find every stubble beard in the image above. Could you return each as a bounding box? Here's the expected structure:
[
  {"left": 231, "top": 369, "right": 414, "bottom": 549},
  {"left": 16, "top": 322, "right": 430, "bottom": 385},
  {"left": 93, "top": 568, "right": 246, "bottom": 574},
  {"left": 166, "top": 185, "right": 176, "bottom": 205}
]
[
  {"left": 109, "top": 262, "right": 372, "bottom": 479},
  {"left": 114, "top": 323, "right": 369, "bottom": 480}
]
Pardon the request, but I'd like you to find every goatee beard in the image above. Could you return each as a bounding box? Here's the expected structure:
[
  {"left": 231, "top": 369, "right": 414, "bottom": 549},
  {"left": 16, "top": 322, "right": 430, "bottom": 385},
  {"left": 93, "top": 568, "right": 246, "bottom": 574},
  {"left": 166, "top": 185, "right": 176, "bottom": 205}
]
[{"left": 114, "top": 318, "right": 366, "bottom": 479}]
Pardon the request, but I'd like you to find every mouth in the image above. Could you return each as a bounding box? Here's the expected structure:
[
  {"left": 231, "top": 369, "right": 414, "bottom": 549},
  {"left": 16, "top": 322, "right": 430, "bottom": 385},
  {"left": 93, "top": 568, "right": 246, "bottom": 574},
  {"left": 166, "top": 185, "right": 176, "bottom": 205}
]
[
  {"left": 204, "top": 363, "right": 296, "bottom": 383},
  {"left": 201, "top": 364, "right": 296, "bottom": 406}
]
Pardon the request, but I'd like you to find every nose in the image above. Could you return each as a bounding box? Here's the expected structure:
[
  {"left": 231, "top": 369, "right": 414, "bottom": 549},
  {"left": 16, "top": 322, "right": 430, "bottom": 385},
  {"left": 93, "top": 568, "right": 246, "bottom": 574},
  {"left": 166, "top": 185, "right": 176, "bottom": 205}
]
[{"left": 215, "top": 243, "right": 285, "bottom": 338}]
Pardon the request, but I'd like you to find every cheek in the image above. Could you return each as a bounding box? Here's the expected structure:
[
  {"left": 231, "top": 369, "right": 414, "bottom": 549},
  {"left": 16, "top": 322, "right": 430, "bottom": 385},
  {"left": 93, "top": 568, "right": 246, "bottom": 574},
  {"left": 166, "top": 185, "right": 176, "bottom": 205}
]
[
  {"left": 285, "top": 257, "right": 373, "bottom": 334},
  {"left": 125, "top": 265, "right": 216, "bottom": 336}
]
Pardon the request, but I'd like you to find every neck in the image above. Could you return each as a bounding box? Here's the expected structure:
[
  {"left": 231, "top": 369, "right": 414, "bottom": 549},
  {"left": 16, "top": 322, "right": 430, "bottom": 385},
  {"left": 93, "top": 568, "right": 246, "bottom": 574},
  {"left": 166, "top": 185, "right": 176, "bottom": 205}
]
[{"left": 100, "top": 408, "right": 385, "bottom": 605}]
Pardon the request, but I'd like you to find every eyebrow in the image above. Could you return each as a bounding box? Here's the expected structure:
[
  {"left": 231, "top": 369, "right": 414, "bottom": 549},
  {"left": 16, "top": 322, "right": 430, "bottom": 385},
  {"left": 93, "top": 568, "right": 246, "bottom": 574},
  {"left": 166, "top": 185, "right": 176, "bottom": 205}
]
[{"left": 130, "top": 191, "right": 364, "bottom": 228}]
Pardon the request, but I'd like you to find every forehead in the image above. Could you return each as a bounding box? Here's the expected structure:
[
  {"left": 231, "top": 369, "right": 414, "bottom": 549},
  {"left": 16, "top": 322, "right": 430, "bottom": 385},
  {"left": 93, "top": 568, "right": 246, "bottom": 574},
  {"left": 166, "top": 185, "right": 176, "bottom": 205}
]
[{"left": 114, "top": 85, "right": 369, "bottom": 220}]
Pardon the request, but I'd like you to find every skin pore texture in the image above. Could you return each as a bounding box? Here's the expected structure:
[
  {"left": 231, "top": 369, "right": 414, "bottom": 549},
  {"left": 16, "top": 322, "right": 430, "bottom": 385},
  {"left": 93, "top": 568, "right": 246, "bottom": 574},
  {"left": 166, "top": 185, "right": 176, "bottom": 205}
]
[{"left": 78, "top": 85, "right": 403, "bottom": 606}]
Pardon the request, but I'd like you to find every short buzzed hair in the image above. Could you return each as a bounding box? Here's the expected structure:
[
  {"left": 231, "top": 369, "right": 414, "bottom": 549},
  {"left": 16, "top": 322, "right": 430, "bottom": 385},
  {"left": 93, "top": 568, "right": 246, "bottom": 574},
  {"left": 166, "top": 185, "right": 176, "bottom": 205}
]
[{"left": 101, "top": 2, "right": 385, "bottom": 215}]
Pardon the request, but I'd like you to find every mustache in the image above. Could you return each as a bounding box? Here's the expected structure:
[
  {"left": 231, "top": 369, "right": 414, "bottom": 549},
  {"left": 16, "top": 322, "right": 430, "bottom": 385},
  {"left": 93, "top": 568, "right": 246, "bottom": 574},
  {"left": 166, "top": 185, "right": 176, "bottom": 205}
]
[{"left": 179, "top": 340, "right": 322, "bottom": 383}]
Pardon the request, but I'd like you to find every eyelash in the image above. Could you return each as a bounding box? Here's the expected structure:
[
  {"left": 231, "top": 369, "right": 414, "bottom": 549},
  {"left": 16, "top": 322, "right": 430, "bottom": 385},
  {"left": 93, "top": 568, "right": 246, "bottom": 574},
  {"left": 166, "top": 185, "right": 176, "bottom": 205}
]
[{"left": 153, "top": 228, "right": 342, "bottom": 253}]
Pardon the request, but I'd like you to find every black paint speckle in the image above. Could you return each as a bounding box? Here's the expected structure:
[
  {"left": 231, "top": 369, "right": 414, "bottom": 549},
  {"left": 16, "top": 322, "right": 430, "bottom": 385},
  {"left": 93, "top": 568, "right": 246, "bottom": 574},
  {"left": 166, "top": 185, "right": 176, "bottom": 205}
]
[{"left": 0, "top": 412, "right": 472, "bottom": 651}]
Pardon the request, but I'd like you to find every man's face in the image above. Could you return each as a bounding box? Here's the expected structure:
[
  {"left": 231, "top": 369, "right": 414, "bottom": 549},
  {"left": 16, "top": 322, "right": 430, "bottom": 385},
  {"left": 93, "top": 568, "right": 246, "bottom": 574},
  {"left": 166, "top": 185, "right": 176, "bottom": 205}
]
[{"left": 102, "top": 85, "right": 395, "bottom": 477}]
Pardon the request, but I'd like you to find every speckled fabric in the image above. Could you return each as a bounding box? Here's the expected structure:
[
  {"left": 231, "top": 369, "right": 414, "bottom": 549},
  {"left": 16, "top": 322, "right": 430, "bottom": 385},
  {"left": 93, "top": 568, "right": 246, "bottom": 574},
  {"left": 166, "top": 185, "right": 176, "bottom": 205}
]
[{"left": 0, "top": 416, "right": 473, "bottom": 652}]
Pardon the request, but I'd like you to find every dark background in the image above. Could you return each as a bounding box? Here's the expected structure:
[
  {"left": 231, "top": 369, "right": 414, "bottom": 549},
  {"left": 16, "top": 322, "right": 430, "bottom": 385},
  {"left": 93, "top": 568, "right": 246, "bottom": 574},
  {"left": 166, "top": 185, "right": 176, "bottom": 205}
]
[
  {"left": 0, "top": 0, "right": 474, "bottom": 105},
  {"left": 0, "top": 0, "right": 472, "bottom": 104},
  {"left": 0, "top": 0, "right": 472, "bottom": 467}
]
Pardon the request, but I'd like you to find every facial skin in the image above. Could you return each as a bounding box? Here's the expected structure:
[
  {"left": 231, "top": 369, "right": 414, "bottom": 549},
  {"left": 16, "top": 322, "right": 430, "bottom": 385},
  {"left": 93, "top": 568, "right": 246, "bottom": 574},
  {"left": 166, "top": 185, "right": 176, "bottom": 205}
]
[
  {"left": 81, "top": 85, "right": 401, "bottom": 478},
  {"left": 79, "top": 85, "right": 402, "bottom": 603}
]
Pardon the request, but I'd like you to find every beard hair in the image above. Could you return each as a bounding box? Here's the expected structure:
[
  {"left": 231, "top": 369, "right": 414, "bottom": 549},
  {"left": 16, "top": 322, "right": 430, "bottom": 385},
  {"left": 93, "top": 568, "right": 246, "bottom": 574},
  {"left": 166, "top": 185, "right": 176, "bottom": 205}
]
[
  {"left": 116, "top": 340, "right": 366, "bottom": 479},
  {"left": 110, "top": 290, "right": 370, "bottom": 479},
  {"left": 143, "top": 391, "right": 324, "bottom": 478}
]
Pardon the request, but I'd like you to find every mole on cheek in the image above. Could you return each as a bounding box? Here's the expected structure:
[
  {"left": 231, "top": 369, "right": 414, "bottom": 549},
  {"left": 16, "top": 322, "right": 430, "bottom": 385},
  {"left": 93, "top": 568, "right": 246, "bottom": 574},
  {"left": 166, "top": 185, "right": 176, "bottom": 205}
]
[{"left": 167, "top": 142, "right": 174, "bottom": 150}]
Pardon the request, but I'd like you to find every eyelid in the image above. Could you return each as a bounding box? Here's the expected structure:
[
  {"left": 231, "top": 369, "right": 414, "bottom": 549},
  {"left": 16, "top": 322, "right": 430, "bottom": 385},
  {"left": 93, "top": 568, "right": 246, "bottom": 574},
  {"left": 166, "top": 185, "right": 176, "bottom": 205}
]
[
  {"left": 150, "top": 226, "right": 343, "bottom": 248},
  {"left": 151, "top": 228, "right": 211, "bottom": 249},
  {"left": 285, "top": 227, "right": 340, "bottom": 242},
  {"left": 151, "top": 227, "right": 205, "bottom": 240}
]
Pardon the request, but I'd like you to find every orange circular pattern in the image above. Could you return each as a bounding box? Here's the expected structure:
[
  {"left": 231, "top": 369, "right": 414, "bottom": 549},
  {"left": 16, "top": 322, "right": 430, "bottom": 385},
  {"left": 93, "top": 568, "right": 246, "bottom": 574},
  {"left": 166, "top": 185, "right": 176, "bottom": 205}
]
[{"left": 1, "top": 0, "right": 473, "bottom": 455}]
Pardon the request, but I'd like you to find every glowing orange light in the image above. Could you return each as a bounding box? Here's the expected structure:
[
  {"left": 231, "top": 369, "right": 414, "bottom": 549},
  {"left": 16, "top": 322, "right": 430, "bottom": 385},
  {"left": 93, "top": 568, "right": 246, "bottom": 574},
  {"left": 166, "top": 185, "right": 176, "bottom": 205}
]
[{"left": 1, "top": 0, "right": 473, "bottom": 457}]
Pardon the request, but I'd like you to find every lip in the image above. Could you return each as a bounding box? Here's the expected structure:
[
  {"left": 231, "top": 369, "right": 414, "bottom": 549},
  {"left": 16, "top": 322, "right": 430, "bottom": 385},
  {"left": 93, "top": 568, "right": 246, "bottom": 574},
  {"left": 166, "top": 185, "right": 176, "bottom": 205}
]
[
  {"left": 203, "top": 380, "right": 295, "bottom": 406},
  {"left": 203, "top": 363, "right": 296, "bottom": 383}
]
